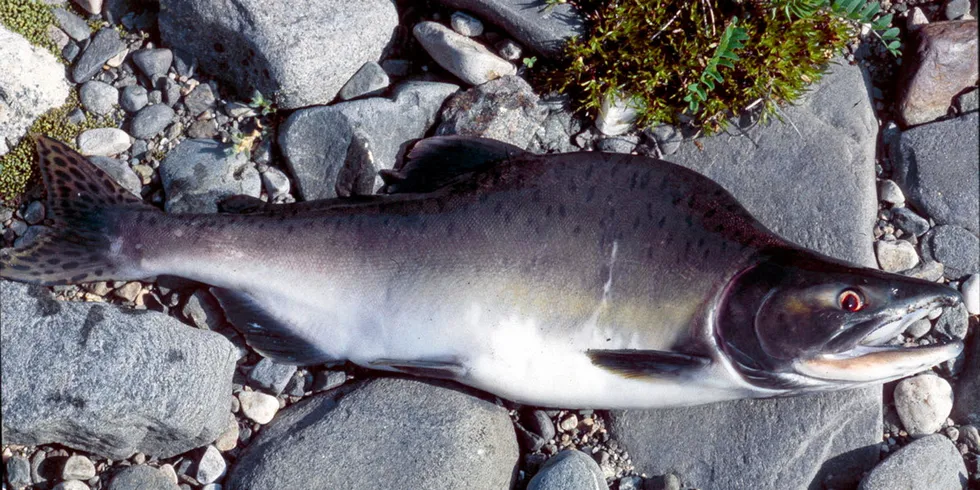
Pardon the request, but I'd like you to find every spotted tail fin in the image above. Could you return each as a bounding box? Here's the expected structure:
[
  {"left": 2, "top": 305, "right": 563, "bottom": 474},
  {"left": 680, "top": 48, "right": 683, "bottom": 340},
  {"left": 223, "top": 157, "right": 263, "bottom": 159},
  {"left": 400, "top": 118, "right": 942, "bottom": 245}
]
[{"left": 0, "top": 136, "right": 157, "bottom": 285}]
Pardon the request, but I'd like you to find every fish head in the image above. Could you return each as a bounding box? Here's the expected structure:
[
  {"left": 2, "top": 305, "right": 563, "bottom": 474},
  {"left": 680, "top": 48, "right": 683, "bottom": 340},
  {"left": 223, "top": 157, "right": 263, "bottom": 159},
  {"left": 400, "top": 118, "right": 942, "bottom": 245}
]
[{"left": 716, "top": 249, "right": 964, "bottom": 392}]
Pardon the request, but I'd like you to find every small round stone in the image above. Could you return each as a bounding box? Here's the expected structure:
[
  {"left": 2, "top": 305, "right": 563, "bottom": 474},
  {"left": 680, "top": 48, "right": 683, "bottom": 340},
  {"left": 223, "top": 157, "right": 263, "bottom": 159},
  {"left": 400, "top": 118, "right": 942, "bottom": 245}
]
[
  {"left": 559, "top": 413, "right": 578, "bottom": 432},
  {"left": 876, "top": 239, "right": 920, "bottom": 273},
  {"left": 495, "top": 39, "right": 522, "bottom": 61},
  {"left": 121, "top": 85, "right": 149, "bottom": 113},
  {"left": 129, "top": 104, "right": 176, "bottom": 140},
  {"left": 261, "top": 168, "right": 291, "bottom": 201},
  {"left": 961, "top": 274, "right": 979, "bottom": 315},
  {"left": 62, "top": 454, "right": 97, "bottom": 481},
  {"left": 894, "top": 374, "right": 953, "bottom": 437},
  {"left": 451, "top": 11, "right": 484, "bottom": 37},
  {"left": 238, "top": 391, "right": 279, "bottom": 424},
  {"left": 78, "top": 128, "right": 132, "bottom": 156},
  {"left": 22, "top": 201, "right": 45, "bottom": 225},
  {"left": 878, "top": 179, "right": 905, "bottom": 206},
  {"left": 214, "top": 420, "right": 240, "bottom": 452},
  {"left": 53, "top": 481, "right": 90, "bottom": 490},
  {"left": 80, "top": 80, "right": 119, "bottom": 116},
  {"left": 195, "top": 445, "right": 226, "bottom": 485}
]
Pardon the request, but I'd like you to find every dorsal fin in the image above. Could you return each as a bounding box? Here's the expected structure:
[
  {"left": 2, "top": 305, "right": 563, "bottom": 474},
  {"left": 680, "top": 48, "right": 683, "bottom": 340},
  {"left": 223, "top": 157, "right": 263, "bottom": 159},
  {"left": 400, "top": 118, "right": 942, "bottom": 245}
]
[
  {"left": 0, "top": 136, "right": 155, "bottom": 285},
  {"left": 381, "top": 136, "right": 527, "bottom": 194}
]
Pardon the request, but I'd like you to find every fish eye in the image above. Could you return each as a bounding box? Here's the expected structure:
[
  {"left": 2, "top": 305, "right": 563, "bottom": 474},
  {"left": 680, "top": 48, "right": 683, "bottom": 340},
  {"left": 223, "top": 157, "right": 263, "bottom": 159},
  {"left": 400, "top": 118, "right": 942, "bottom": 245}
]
[{"left": 838, "top": 289, "right": 865, "bottom": 312}]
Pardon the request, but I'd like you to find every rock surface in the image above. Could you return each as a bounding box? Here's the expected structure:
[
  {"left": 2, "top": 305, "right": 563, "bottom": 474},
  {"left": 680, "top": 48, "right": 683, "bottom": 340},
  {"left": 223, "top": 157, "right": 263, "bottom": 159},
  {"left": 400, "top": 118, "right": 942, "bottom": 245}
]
[
  {"left": 279, "top": 81, "right": 458, "bottom": 200},
  {"left": 79, "top": 80, "right": 119, "bottom": 116},
  {"left": 923, "top": 225, "right": 980, "bottom": 280},
  {"left": 0, "top": 27, "right": 71, "bottom": 156},
  {"left": 414, "top": 21, "right": 516, "bottom": 86},
  {"left": 899, "top": 20, "right": 978, "bottom": 127},
  {"left": 892, "top": 111, "right": 979, "bottom": 235},
  {"left": 607, "top": 61, "right": 881, "bottom": 490},
  {"left": 158, "top": 0, "right": 398, "bottom": 109},
  {"left": 159, "top": 139, "right": 261, "bottom": 214},
  {"left": 435, "top": 0, "right": 585, "bottom": 58},
  {"left": 859, "top": 435, "right": 968, "bottom": 490},
  {"left": 225, "top": 377, "right": 518, "bottom": 489},
  {"left": 129, "top": 104, "right": 176, "bottom": 139},
  {"left": 0, "top": 281, "right": 237, "bottom": 459},
  {"left": 437, "top": 75, "right": 547, "bottom": 149},
  {"left": 527, "top": 450, "right": 608, "bottom": 490}
]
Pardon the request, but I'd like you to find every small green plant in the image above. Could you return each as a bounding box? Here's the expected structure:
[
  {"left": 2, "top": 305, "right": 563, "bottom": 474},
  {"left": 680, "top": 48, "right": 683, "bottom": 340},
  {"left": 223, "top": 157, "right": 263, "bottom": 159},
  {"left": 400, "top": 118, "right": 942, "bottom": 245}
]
[
  {"left": 248, "top": 90, "right": 276, "bottom": 117},
  {"left": 523, "top": 56, "right": 538, "bottom": 69},
  {"left": 683, "top": 17, "right": 749, "bottom": 113},
  {"left": 537, "top": 0, "right": 900, "bottom": 134}
]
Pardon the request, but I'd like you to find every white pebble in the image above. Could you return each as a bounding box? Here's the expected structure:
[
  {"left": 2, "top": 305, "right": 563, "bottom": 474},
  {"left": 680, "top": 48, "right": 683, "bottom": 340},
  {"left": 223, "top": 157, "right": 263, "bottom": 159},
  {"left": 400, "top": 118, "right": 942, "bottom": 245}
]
[
  {"left": 53, "top": 481, "right": 90, "bottom": 490},
  {"left": 238, "top": 391, "right": 279, "bottom": 424},
  {"left": 894, "top": 374, "right": 953, "bottom": 437},
  {"left": 62, "top": 454, "right": 96, "bottom": 481},
  {"left": 961, "top": 274, "right": 979, "bottom": 315},
  {"left": 907, "top": 7, "right": 929, "bottom": 30},
  {"left": 876, "top": 239, "right": 920, "bottom": 273},
  {"left": 158, "top": 463, "right": 178, "bottom": 484},
  {"left": 878, "top": 179, "right": 905, "bottom": 206},
  {"left": 214, "top": 420, "right": 240, "bottom": 452},
  {"left": 451, "top": 11, "right": 484, "bottom": 37},
  {"left": 196, "top": 445, "right": 226, "bottom": 485}
]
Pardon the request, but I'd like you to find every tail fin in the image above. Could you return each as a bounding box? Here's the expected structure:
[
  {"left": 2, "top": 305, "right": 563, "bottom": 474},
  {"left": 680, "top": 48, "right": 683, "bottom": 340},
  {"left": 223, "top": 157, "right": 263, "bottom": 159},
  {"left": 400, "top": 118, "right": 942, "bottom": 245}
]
[{"left": 0, "top": 136, "right": 156, "bottom": 285}]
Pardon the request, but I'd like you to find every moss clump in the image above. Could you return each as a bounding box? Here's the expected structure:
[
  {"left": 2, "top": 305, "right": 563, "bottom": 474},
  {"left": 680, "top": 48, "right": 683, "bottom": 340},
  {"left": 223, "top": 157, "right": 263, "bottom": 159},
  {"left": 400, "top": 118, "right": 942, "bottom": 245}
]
[
  {"left": 538, "top": 1, "right": 860, "bottom": 134},
  {"left": 0, "top": 91, "right": 118, "bottom": 204},
  {"left": 0, "top": 0, "right": 59, "bottom": 57}
]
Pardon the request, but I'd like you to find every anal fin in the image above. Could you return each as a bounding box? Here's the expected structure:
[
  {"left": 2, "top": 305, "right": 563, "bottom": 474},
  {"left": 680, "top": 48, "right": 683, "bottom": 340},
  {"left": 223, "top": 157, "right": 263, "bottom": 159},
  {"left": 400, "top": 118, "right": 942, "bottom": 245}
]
[
  {"left": 210, "top": 287, "right": 333, "bottom": 366},
  {"left": 586, "top": 349, "right": 711, "bottom": 379},
  {"left": 369, "top": 358, "right": 467, "bottom": 380}
]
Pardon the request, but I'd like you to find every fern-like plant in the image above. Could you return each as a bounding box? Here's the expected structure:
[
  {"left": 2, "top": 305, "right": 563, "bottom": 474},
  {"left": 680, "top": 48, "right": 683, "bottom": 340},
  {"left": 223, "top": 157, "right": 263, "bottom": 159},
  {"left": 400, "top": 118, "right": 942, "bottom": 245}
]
[
  {"left": 778, "top": 0, "right": 901, "bottom": 55},
  {"left": 683, "top": 17, "right": 750, "bottom": 113}
]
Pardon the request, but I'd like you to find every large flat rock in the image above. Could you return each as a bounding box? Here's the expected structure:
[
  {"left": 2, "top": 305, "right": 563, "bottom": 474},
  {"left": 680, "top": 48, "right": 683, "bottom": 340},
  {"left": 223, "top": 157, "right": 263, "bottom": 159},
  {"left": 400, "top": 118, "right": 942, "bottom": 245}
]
[
  {"left": 0, "top": 280, "right": 238, "bottom": 459},
  {"left": 225, "top": 377, "right": 519, "bottom": 489},
  {"left": 159, "top": 0, "right": 398, "bottom": 109},
  {"left": 607, "top": 61, "right": 882, "bottom": 490}
]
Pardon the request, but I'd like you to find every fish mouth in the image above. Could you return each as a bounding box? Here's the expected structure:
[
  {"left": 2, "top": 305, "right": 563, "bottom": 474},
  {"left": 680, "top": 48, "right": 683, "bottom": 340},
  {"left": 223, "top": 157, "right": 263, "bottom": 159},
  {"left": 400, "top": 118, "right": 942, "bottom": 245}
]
[{"left": 794, "top": 291, "right": 964, "bottom": 384}]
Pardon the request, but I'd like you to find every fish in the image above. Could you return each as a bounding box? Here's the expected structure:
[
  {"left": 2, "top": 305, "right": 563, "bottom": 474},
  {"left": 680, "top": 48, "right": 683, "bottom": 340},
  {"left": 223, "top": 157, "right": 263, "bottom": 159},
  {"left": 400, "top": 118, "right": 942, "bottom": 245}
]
[{"left": 0, "top": 135, "right": 964, "bottom": 409}]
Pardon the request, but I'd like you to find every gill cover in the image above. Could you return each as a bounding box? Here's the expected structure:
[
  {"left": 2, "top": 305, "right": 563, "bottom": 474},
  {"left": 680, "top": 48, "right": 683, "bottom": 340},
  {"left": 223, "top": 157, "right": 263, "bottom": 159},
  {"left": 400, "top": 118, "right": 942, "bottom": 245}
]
[{"left": 716, "top": 249, "right": 963, "bottom": 390}]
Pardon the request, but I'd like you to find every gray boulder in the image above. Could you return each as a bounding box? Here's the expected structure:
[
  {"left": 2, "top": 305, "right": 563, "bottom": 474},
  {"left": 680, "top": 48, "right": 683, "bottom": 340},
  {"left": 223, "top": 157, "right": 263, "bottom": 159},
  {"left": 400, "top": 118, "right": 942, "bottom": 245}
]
[
  {"left": 279, "top": 81, "right": 458, "bottom": 200},
  {"left": 859, "top": 435, "right": 968, "bottom": 490},
  {"left": 528, "top": 450, "right": 608, "bottom": 490},
  {"left": 0, "top": 27, "right": 71, "bottom": 156},
  {"left": 922, "top": 225, "right": 980, "bottom": 280},
  {"left": 224, "top": 377, "right": 518, "bottom": 489},
  {"left": 108, "top": 465, "right": 180, "bottom": 490},
  {"left": 435, "top": 0, "right": 586, "bottom": 58},
  {"left": 892, "top": 112, "right": 979, "bottom": 235},
  {"left": 607, "top": 61, "right": 882, "bottom": 490},
  {"left": 158, "top": 0, "right": 398, "bottom": 109},
  {"left": 0, "top": 281, "right": 238, "bottom": 460},
  {"left": 159, "top": 139, "right": 261, "bottom": 214},
  {"left": 437, "top": 75, "right": 548, "bottom": 150}
]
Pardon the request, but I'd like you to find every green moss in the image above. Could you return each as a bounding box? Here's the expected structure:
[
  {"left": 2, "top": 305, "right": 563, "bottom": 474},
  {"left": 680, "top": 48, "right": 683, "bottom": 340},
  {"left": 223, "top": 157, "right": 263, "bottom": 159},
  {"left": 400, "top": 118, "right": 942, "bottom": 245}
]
[
  {"left": 0, "top": 0, "right": 59, "bottom": 57},
  {"left": 536, "top": 1, "right": 856, "bottom": 134},
  {"left": 0, "top": 91, "right": 118, "bottom": 204}
]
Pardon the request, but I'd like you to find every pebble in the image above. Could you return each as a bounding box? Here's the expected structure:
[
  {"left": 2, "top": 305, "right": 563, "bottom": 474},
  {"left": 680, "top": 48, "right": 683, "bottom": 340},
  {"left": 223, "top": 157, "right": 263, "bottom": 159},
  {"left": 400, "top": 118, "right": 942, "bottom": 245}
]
[
  {"left": 80, "top": 80, "right": 119, "bottom": 116},
  {"left": 890, "top": 207, "right": 930, "bottom": 237},
  {"left": 74, "top": 0, "right": 102, "bottom": 15},
  {"left": 962, "top": 274, "right": 979, "bottom": 315},
  {"left": 114, "top": 281, "right": 142, "bottom": 302},
  {"left": 10, "top": 219, "right": 27, "bottom": 236},
  {"left": 597, "top": 135, "right": 639, "bottom": 154},
  {"left": 130, "top": 104, "right": 176, "bottom": 139},
  {"left": 48, "top": 24, "right": 70, "bottom": 50},
  {"left": 908, "top": 7, "right": 929, "bottom": 30},
  {"left": 875, "top": 239, "right": 920, "bottom": 273},
  {"left": 522, "top": 409, "right": 556, "bottom": 441},
  {"left": 62, "top": 454, "right": 97, "bottom": 481},
  {"left": 312, "top": 370, "right": 347, "bottom": 392},
  {"left": 121, "top": 85, "right": 149, "bottom": 113},
  {"left": 904, "top": 319, "right": 932, "bottom": 339},
  {"left": 214, "top": 421, "right": 240, "bottom": 452},
  {"left": 108, "top": 465, "right": 179, "bottom": 490},
  {"left": 961, "top": 425, "right": 980, "bottom": 451},
  {"left": 559, "top": 414, "right": 578, "bottom": 432},
  {"left": 63, "top": 42, "right": 81, "bottom": 63},
  {"left": 22, "top": 201, "right": 44, "bottom": 225},
  {"left": 934, "top": 303, "right": 969, "bottom": 340},
  {"left": 527, "top": 450, "right": 608, "bottom": 490},
  {"left": 413, "top": 21, "right": 516, "bottom": 86},
  {"left": 496, "top": 39, "right": 522, "bottom": 61},
  {"left": 183, "top": 83, "right": 216, "bottom": 117},
  {"left": 195, "top": 446, "right": 226, "bottom": 485},
  {"left": 261, "top": 167, "right": 291, "bottom": 201},
  {"left": 878, "top": 179, "right": 905, "bottom": 205},
  {"left": 901, "top": 260, "right": 946, "bottom": 282},
  {"left": 238, "top": 391, "right": 279, "bottom": 424},
  {"left": 618, "top": 476, "right": 643, "bottom": 490},
  {"left": 337, "top": 61, "right": 390, "bottom": 101},
  {"left": 14, "top": 225, "right": 48, "bottom": 248},
  {"left": 132, "top": 48, "right": 174, "bottom": 80},
  {"left": 187, "top": 119, "right": 219, "bottom": 139},
  {"left": 53, "top": 481, "right": 90, "bottom": 490},
  {"left": 645, "top": 124, "right": 683, "bottom": 156},
  {"left": 945, "top": 0, "right": 970, "bottom": 19},
  {"left": 77, "top": 128, "right": 132, "bottom": 156},
  {"left": 159, "top": 464, "right": 178, "bottom": 484},
  {"left": 72, "top": 28, "right": 127, "bottom": 83},
  {"left": 451, "top": 11, "right": 485, "bottom": 37},
  {"left": 223, "top": 102, "right": 256, "bottom": 118},
  {"left": 52, "top": 8, "right": 91, "bottom": 42},
  {"left": 6, "top": 456, "right": 31, "bottom": 488},
  {"left": 248, "top": 358, "right": 297, "bottom": 395},
  {"left": 894, "top": 374, "right": 954, "bottom": 437}
]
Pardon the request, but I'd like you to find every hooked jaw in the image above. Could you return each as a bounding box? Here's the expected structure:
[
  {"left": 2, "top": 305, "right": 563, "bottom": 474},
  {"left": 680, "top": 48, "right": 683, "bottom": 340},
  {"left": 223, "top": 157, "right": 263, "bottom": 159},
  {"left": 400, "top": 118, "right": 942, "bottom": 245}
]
[{"left": 794, "top": 287, "right": 964, "bottom": 384}]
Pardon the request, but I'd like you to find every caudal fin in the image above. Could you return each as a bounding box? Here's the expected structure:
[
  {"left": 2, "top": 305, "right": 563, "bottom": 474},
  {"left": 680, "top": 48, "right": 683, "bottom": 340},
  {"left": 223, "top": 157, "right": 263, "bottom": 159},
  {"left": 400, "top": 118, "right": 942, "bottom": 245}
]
[{"left": 0, "top": 136, "right": 156, "bottom": 285}]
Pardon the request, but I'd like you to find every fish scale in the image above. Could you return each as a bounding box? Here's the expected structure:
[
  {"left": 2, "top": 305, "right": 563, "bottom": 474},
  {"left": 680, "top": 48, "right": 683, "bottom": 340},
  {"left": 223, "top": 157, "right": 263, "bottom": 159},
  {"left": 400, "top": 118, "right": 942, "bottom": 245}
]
[{"left": 0, "top": 135, "right": 964, "bottom": 408}]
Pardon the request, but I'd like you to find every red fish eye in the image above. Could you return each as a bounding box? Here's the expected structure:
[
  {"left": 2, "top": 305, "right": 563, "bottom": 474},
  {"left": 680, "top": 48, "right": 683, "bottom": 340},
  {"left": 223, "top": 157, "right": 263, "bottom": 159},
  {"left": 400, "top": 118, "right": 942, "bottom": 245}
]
[{"left": 839, "top": 289, "right": 865, "bottom": 312}]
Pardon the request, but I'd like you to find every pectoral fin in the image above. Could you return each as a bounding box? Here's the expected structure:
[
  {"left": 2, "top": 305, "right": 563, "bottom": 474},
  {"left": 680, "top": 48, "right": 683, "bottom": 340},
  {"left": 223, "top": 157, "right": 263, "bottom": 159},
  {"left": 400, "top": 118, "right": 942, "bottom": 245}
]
[
  {"left": 210, "top": 287, "right": 333, "bottom": 366},
  {"left": 586, "top": 349, "right": 711, "bottom": 379}
]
